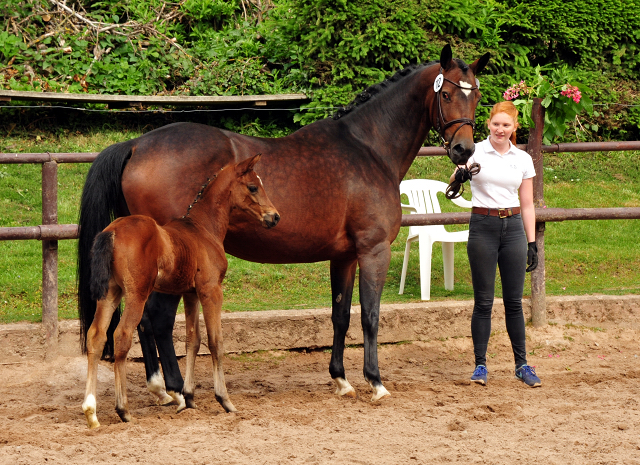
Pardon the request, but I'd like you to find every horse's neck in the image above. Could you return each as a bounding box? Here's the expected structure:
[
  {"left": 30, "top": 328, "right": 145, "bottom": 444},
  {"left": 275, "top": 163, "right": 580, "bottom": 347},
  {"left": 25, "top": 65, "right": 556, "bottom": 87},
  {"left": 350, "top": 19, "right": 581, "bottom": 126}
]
[
  {"left": 343, "top": 69, "right": 435, "bottom": 182},
  {"left": 187, "top": 177, "right": 233, "bottom": 241}
]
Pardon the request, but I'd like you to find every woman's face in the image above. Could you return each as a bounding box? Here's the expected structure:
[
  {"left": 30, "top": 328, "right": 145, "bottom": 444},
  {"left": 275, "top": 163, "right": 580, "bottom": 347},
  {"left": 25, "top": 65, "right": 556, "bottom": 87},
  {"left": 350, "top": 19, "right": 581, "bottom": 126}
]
[{"left": 488, "top": 112, "right": 517, "bottom": 145}]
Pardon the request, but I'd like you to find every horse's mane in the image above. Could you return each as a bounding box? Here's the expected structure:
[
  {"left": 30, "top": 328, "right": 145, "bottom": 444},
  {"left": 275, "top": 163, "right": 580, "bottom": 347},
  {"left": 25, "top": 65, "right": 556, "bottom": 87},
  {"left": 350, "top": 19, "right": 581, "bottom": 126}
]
[{"left": 332, "top": 58, "right": 469, "bottom": 120}]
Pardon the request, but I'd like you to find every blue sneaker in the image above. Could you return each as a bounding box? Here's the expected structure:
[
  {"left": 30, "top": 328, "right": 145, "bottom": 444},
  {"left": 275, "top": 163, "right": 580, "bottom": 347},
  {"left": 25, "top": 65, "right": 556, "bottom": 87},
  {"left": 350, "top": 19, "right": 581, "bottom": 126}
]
[
  {"left": 470, "top": 365, "right": 488, "bottom": 385},
  {"left": 515, "top": 365, "right": 541, "bottom": 387}
]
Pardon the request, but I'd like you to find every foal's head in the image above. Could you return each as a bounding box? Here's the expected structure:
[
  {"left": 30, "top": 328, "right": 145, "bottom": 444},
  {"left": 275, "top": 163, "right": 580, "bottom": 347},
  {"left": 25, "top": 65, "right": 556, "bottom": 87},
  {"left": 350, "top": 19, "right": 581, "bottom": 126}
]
[{"left": 228, "top": 154, "right": 280, "bottom": 229}]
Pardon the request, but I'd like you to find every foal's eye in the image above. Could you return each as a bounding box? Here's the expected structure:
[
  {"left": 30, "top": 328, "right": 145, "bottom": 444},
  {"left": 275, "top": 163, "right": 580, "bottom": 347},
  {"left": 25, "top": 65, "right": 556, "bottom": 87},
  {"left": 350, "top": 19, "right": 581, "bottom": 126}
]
[{"left": 248, "top": 185, "right": 258, "bottom": 194}]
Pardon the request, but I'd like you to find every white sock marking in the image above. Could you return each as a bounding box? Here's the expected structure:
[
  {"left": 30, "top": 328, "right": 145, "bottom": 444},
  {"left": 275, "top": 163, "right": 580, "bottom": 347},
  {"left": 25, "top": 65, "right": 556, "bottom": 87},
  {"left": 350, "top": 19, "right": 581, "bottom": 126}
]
[{"left": 334, "top": 377, "right": 356, "bottom": 397}]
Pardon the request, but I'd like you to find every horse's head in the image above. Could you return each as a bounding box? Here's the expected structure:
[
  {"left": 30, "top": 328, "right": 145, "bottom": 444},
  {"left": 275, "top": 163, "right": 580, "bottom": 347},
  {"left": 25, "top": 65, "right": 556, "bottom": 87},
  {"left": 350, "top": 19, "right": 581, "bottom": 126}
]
[
  {"left": 431, "top": 45, "right": 491, "bottom": 165},
  {"left": 231, "top": 154, "right": 280, "bottom": 229}
]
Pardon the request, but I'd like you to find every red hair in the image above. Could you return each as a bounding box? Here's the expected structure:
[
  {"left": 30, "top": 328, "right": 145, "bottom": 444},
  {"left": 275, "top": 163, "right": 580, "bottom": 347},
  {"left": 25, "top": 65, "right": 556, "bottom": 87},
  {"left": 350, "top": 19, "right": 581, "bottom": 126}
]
[{"left": 489, "top": 101, "right": 519, "bottom": 144}]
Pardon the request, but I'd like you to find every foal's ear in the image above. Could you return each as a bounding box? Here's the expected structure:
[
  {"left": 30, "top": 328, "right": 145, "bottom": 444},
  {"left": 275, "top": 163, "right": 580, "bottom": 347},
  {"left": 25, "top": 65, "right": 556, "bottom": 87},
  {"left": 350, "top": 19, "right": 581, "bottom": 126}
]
[
  {"left": 440, "top": 44, "right": 453, "bottom": 70},
  {"left": 235, "top": 153, "right": 261, "bottom": 176},
  {"left": 470, "top": 52, "right": 491, "bottom": 76}
]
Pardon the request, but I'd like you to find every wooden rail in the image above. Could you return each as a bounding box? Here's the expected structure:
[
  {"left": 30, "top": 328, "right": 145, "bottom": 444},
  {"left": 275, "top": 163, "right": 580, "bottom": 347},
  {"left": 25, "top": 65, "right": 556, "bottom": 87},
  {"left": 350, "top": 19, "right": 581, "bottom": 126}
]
[{"left": 0, "top": 89, "right": 308, "bottom": 108}]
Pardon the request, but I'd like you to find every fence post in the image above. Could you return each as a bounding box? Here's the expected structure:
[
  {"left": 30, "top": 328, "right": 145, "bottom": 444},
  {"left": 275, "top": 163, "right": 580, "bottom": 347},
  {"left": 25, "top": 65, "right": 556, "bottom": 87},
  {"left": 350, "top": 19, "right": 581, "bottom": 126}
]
[
  {"left": 42, "top": 160, "right": 58, "bottom": 359},
  {"left": 526, "top": 98, "right": 546, "bottom": 327}
]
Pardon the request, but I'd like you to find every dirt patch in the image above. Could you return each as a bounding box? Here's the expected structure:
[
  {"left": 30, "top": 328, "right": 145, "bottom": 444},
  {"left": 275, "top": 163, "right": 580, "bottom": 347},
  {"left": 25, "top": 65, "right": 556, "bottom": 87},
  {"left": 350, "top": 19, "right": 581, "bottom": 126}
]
[{"left": 1, "top": 309, "right": 640, "bottom": 464}]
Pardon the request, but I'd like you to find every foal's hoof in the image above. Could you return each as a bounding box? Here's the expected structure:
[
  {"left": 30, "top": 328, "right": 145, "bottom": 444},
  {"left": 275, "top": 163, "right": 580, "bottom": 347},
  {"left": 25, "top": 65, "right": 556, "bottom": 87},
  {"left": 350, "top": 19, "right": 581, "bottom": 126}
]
[
  {"left": 217, "top": 395, "right": 238, "bottom": 413},
  {"left": 82, "top": 394, "right": 100, "bottom": 429},
  {"left": 156, "top": 393, "right": 177, "bottom": 406},
  {"left": 116, "top": 408, "right": 133, "bottom": 423},
  {"left": 333, "top": 377, "right": 357, "bottom": 398},
  {"left": 369, "top": 382, "right": 391, "bottom": 402}
]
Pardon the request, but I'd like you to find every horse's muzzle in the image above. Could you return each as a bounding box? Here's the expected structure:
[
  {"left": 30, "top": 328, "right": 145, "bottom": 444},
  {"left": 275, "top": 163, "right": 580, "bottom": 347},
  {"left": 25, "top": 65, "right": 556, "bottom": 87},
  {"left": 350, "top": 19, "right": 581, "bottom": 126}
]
[
  {"left": 449, "top": 143, "right": 475, "bottom": 165},
  {"left": 263, "top": 212, "right": 280, "bottom": 229}
]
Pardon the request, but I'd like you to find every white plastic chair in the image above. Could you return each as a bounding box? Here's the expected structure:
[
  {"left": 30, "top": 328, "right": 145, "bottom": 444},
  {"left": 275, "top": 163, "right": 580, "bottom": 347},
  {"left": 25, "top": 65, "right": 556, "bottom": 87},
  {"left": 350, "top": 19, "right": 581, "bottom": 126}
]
[{"left": 398, "top": 179, "right": 473, "bottom": 301}]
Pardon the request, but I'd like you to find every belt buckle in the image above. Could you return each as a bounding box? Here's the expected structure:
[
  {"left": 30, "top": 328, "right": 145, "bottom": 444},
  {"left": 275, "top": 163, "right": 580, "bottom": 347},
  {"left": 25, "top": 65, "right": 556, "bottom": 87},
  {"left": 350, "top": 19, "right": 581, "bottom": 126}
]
[{"left": 498, "top": 208, "right": 510, "bottom": 218}]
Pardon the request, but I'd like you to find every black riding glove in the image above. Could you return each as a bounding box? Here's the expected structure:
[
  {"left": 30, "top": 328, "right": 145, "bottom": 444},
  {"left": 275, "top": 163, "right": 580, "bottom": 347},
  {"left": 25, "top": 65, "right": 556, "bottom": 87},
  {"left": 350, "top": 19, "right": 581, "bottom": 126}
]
[{"left": 526, "top": 242, "right": 538, "bottom": 272}]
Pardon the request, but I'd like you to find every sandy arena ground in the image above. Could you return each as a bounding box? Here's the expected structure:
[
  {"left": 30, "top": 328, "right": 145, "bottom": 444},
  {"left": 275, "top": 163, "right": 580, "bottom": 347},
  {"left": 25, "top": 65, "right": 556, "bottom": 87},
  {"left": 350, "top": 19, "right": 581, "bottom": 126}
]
[{"left": 0, "top": 312, "right": 639, "bottom": 465}]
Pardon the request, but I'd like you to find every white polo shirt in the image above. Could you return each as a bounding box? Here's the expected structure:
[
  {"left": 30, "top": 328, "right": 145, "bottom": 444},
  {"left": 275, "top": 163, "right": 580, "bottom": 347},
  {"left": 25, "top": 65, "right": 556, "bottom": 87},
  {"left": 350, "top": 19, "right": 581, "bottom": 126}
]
[{"left": 468, "top": 137, "right": 536, "bottom": 209}]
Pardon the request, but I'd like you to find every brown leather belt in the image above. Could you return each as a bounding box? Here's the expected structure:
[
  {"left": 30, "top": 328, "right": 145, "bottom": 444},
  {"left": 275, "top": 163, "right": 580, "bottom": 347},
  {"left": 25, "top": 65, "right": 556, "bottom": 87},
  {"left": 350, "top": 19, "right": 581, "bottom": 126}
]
[{"left": 472, "top": 207, "right": 521, "bottom": 218}]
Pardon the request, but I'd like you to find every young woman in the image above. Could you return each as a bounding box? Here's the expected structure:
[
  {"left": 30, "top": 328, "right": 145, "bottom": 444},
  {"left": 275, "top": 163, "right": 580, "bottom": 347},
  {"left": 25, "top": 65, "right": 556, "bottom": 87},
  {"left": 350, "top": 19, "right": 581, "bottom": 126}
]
[{"left": 450, "top": 100, "right": 541, "bottom": 387}]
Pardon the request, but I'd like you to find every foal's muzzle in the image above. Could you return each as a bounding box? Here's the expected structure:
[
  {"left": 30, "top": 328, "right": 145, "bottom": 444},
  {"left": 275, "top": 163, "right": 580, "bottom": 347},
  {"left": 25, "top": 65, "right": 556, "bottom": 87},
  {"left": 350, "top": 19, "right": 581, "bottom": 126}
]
[{"left": 263, "top": 212, "right": 280, "bottom": 229}]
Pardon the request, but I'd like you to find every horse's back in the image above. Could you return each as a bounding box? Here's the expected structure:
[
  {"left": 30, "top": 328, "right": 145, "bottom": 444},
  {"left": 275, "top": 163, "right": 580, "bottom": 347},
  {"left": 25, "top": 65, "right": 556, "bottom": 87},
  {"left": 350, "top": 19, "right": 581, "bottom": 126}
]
[{"left": 118, "top": 119, "right": 401, "bottom": 263}]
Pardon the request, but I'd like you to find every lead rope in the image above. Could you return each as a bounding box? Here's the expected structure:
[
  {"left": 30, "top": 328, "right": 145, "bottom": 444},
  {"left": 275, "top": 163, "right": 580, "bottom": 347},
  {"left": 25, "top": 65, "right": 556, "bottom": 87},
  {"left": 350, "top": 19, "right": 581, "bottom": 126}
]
[{"left": 445, "top": 163, "right": 481, "bottom": 200}]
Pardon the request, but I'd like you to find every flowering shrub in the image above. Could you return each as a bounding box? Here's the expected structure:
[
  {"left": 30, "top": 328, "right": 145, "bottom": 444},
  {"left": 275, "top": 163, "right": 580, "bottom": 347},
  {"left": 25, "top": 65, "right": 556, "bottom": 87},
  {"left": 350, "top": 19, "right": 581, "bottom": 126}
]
[{"left": 503, "top": 66, "right": 593, "bottom": 144}]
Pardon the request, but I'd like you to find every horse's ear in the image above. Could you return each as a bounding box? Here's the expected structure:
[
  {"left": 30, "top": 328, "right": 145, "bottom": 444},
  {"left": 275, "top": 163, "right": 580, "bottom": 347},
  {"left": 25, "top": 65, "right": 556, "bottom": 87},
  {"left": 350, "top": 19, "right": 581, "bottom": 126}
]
[
  {"left": 470, "top": 53, "right": 491, "bottom": 76},
  {"left": 236, "top": 153, "right": 261, "bottom": 176},
  {"left": 440, "top": 44, "right": 453, "bottom": 70}
]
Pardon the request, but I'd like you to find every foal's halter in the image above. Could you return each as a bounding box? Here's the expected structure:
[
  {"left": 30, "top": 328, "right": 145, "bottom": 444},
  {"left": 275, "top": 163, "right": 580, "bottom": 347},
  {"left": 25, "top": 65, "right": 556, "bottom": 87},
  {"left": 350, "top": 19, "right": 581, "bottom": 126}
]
[
  {"left": 433, "top": 67, "right": 479, "bottom": 154},
  {"left": 182, "top": 166, "right": 225, "bottom": 218}
]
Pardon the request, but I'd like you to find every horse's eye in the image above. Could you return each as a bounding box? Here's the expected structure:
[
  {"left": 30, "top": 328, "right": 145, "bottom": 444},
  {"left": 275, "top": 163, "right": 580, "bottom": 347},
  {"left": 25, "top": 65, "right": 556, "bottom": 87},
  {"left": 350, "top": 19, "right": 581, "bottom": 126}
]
[
  {"left": 442, "top": 92, "right": 451, "bottom": 101},
  {"left": 248, "top": 185, "right": 258, "bottom": 194}
]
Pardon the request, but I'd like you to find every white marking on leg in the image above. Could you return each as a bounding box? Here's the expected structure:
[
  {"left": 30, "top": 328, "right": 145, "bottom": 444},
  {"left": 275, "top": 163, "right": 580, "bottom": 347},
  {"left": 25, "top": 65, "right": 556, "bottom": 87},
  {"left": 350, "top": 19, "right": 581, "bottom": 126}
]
[
  {"left": 147, "top": 371, "right": 176, "bottom": 405},
  {"left": 459, "top": 80, "right": 473, "bottom": 97},
  {"left": 82, "top": 394, "right": 100, "bottom": 429},
  {"left": 368, "top": 380, "right": 391, "bottom": 402},
  {"left": 169, "top": 390, "right": 186, "bottom": 413},
  {"left": 334, "top": 377, "right": 356, "bottom": 398}
]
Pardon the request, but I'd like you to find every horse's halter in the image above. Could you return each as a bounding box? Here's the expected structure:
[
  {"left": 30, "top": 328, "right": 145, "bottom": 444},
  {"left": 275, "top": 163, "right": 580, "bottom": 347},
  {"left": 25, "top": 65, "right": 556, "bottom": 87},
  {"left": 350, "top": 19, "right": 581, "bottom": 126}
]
[{"left": 433, "top": 67, "right": 479, "bottom": 154}]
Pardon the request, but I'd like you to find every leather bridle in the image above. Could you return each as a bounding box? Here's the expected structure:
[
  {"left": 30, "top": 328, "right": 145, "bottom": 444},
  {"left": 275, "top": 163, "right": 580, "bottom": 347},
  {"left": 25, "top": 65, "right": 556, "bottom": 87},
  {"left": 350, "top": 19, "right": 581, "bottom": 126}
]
[{"left": 433, "top": 68, "right": 479, "bottom": 154}]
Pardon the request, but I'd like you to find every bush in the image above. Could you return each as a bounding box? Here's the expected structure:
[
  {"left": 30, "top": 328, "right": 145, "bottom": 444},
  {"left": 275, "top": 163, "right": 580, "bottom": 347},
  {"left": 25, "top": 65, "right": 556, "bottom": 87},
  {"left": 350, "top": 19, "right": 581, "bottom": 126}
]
[{"left": 1, "top": 0, "right": 639, "bottom": 140}]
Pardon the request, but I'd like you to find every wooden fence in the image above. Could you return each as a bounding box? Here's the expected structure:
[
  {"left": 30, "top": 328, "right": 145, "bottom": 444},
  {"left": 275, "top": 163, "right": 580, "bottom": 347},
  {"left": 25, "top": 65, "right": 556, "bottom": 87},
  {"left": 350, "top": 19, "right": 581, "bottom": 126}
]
[{"left": 1, "top": 98, "right": 640, "bottom": 352}]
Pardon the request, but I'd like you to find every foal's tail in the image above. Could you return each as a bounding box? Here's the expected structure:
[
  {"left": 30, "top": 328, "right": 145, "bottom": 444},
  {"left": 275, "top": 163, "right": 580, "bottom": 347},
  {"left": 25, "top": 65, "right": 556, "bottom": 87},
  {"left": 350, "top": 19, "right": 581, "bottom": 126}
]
[
  {"left": 90, "top": 231, "right": 114, "bottom": 302},
  {"left": 77, "top": 140, "right": 134, "bottom": 357}
]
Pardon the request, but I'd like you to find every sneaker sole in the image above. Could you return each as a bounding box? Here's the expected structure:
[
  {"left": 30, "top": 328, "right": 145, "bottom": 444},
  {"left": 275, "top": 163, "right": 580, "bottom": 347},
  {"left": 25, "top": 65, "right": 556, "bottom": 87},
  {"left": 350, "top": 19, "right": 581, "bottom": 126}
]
[{"left": 516, "top": 376, "right": 541, "bottom": 387}]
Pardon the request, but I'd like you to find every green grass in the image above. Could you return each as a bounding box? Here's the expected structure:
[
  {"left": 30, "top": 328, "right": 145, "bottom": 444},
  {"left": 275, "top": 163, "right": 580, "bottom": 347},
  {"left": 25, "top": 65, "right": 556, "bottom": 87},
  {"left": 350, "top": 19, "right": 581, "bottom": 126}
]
[{"left": 1, "top": 130, "right": 639, "bottom": 323}]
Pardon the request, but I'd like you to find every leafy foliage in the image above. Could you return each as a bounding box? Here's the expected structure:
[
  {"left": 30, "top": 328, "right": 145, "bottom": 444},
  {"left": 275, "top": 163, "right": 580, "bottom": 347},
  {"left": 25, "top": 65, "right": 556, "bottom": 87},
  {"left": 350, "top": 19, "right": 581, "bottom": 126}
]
[
  {"left": 1, "top": 0, "right": 639, "bottom": 139},
  {"left": 505, "top": 66, "right": 593, "bottom": 144}
]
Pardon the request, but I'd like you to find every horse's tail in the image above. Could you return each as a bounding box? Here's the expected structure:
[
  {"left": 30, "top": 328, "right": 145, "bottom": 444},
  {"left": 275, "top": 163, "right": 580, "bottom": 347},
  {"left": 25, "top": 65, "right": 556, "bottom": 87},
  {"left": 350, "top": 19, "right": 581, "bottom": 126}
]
[
  {"left": 77, "top": 140, "right": 133, "bottom": 357},
  {"left": 90, "top": 231, "right": 114, "bottom": 302}
]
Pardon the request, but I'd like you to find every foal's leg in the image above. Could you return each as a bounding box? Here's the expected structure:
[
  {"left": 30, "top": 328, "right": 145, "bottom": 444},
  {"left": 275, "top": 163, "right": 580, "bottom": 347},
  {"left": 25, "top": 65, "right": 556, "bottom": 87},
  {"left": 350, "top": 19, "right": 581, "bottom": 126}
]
[
  {"left": 113, "top": 294, "right": 147, "bottom": 423},
  {"left": 357, "top": 242, "right": 392, "bottom": 401},
  {"left": 200, "top": 284, "right": 237, "bottom": 413},
  {"left": 328, "top": 258, "right": 358, "bottom": 398},
  {"left": 82, "top": 285, "right": 122, "bottom": 429},
  {"left": 182, "top": 293, "right": 201, "bottom": 411}
]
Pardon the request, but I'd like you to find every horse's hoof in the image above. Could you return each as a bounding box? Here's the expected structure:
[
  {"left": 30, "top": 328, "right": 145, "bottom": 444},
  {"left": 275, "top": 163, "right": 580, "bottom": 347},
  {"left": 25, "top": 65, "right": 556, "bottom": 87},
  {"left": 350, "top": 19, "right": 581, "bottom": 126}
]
[
  {"left": 147, "top": 373, "right": 174, "bottom": 405},
  {"left": 169, "top": 391, "right": 187, "bottom": 413},
  {"left": 334, "top": 377, "right": 357, "bottom": 398},
  {"left": 370, "top": 384, "right": 391, "bottom": 402}
]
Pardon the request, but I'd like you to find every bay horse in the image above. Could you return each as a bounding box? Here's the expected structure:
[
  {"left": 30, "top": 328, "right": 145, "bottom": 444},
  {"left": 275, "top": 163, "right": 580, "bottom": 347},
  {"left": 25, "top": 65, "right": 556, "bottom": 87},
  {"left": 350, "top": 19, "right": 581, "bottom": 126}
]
[
  {"left": 77, "top": 45, "right": 490, "bottom": 405},
  {"left": 82, "top": 155, "right": 279, "bottom": 428}
]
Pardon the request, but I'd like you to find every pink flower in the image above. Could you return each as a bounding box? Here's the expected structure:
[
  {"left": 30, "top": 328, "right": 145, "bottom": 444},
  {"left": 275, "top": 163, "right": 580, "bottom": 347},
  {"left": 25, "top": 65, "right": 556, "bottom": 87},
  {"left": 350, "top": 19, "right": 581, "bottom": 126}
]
[
  {"left": 561, "top": 85, "right": 581, "bottom": 104},
  {"left": 503, "top": 80, "right": 533, "bottom": 101},
  {"left": 503, "top": 84, "right": 519, "bottom": 100}
]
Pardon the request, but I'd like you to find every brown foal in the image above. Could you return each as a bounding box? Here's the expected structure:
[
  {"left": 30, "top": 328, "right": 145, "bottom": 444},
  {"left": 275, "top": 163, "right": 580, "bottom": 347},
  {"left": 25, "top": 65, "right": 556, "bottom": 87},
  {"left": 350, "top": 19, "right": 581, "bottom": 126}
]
[{"left": 82, "top": 154, "right": 279, "bottom": 428}]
